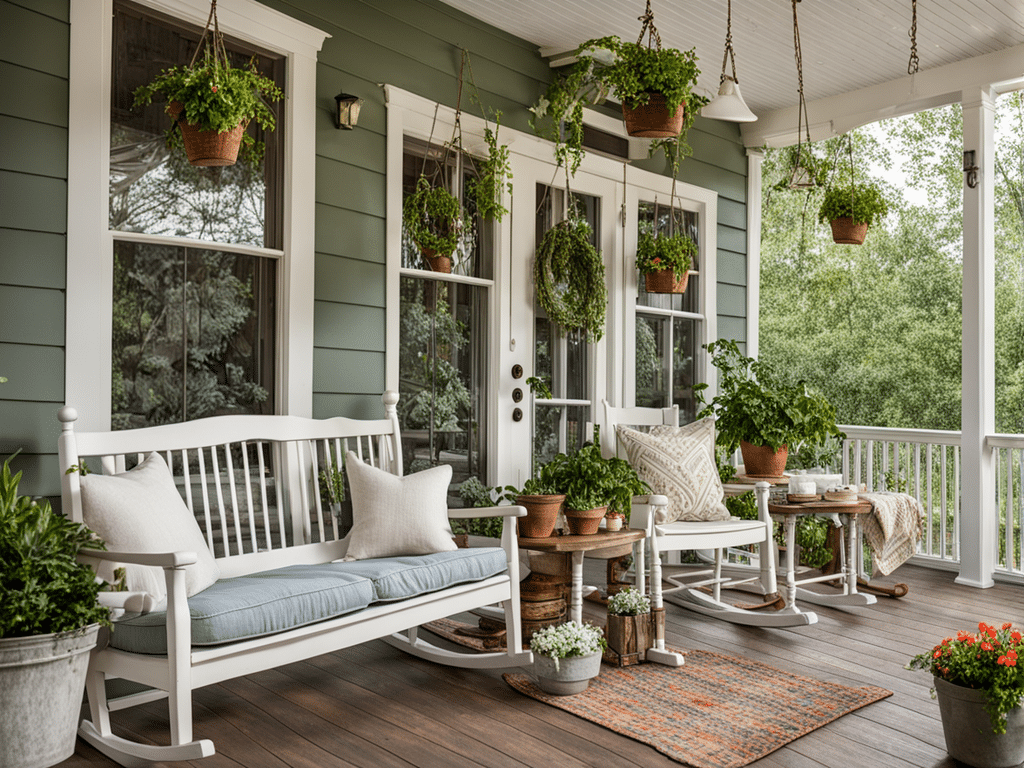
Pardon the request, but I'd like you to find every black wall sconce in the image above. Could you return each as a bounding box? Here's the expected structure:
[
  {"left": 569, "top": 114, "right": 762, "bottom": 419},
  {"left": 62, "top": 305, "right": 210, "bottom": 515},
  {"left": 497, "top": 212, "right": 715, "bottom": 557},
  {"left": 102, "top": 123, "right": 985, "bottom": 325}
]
[
  {"left": 334, "top": 91, "right": 363, "bottom": 130},
  {"left": 963, "top": 150, "right": 979, "bottom": 189}
]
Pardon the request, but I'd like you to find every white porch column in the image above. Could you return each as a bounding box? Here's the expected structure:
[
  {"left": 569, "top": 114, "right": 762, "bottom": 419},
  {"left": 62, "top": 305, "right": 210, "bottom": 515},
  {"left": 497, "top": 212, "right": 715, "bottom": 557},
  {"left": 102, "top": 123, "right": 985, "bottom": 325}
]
[
  {"left": 745, "top": 149, "right": 764, "bottom": 359},
  {"left": 957, "top": 87, "right": 997, "bottom": 589}
]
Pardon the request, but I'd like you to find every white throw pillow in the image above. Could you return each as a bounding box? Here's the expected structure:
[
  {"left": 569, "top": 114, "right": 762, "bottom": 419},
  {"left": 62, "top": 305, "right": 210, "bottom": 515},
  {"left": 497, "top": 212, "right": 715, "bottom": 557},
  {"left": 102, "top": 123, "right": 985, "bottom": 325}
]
[
  {"left": 79, "top": 452, "right": 220, "bottom": 611},
  {"left": 616, "top": 419, "right": 730, "bottom": 523},
  {"left": 344, "top": 452, "right": 457, "bottom": 560}
]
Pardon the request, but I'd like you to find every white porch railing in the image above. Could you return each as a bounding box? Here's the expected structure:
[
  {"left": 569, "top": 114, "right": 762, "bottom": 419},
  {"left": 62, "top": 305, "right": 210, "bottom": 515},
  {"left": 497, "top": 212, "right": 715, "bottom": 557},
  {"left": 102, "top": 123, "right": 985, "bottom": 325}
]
[
  {"left": 986, "top": 434, "right": 1024, "bottom": 577},
  {"left": 839, "top": 425, "right": 962, "bottom": 566}
]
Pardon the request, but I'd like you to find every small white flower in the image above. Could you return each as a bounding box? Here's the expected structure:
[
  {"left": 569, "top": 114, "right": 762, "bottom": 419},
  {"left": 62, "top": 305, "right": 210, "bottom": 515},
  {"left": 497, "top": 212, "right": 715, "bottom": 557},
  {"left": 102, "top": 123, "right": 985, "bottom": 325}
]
[
  {"left": 607, "top": 588, "right": 650, "bottom": 617},
  {"left": 530, "top": 621, "right": 606, "bottom": 671}
]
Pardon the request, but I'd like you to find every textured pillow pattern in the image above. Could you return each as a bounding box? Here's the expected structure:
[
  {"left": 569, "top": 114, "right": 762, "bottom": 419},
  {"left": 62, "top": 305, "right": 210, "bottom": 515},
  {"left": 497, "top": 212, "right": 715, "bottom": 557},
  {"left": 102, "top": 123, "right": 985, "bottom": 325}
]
[
  {"left": 616, "top": 419, "right": 730, "bottom": 523},
  {"left": 79, "top": 452, "right": 220, "bottom": 610},
  {"left": 344, "top": 452, "right": 457, "bottom": 560}
]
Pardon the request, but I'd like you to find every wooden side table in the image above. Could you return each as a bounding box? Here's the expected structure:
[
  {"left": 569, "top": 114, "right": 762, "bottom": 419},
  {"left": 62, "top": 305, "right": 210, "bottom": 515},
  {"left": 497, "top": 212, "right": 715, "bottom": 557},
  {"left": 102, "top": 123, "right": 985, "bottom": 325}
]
[
  {"left": 518, "top": 529, "right": 647, "bottom": 624},
  {"left": 766, "top": 498, "right": 878, "bottom": 611}
]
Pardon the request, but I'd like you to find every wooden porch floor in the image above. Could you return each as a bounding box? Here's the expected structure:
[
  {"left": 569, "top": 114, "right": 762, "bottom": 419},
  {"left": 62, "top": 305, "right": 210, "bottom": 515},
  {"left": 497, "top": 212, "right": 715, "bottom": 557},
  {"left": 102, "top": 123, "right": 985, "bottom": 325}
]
[{"left": 58, "top": 562, "right": 1010, "bottom": 768}]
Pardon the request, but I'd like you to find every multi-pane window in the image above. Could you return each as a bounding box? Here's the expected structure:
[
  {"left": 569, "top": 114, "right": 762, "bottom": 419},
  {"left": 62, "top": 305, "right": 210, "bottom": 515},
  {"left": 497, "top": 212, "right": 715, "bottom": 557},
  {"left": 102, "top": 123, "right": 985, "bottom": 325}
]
[
  {"left": 533, "top": 184, "right": 599, "bottom": 467},
  {"left": 635, "top": 202, "right": 700, "bottom": 421},
  {"left": 108, "top": 1, "right": 283, "bottom": 428},
  {"left": 400, "top": 139, "right": 491, "bottom": 497}
]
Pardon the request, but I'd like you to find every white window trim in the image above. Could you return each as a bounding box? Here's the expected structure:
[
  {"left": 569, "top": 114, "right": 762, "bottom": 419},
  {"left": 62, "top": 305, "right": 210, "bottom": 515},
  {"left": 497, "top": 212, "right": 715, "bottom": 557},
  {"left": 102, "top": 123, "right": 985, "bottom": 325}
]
[{"left": 66, "top": 0, "right": 328, "bottom": 430}]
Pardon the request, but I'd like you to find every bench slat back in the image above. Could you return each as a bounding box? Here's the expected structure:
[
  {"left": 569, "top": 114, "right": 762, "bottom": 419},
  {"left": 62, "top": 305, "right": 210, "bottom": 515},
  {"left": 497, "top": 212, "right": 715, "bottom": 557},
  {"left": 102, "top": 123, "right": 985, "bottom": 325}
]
[{"left": 59, "top": 395, "right": 403, "bottom": 562}]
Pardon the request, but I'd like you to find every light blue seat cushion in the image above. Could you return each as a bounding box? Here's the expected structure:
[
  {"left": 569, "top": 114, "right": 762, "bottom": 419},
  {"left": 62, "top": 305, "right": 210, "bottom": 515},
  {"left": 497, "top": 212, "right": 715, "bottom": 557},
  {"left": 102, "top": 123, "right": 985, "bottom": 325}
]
[
  {"left": 109, "top": 564, "right": 374, "bottom": 654},
  {"left": 332, "top": 547, "right": 508, "bottom": 602}
]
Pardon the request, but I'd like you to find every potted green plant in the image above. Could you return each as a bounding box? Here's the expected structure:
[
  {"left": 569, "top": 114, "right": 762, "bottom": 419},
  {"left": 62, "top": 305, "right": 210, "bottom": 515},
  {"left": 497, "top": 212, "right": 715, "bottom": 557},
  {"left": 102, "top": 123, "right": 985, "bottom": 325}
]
[
  {"left": 695, "top": 339, "right": 844, "bottom": 478},
  {"left": 403, "top": 176, "right": 463, "bottom": 273},
  {"left": 604, "top": 587, "right": 652, "bottom": 666},
  {"left": 543, "top": 434, "right": 649, "bottom": 535},
  {"left": 530, "top": 33, "right": 706, "bottom": 175},
  {"left": 908, "top": 622, "right": 1024, "bottom": 767},
  {"left": 530, "top": 621, "right": 607, "bottom": 695},
  {"left": 0, "top": 454, "right": 111, "bottom": 768},
  {"left": 635, "top": 229, "right": 696, "bottom": 294},
  {"left": 501, "top": 469, "right": 564, "bottom": 540},
  {"left": 535, "top": 218, "right": 607, "bottom": 340},
  {"left": 133, "top": 30, "right": 283, "bottom": 168},
  {"left": 817, "top": 182, "right": 890, "bottom": 245}
]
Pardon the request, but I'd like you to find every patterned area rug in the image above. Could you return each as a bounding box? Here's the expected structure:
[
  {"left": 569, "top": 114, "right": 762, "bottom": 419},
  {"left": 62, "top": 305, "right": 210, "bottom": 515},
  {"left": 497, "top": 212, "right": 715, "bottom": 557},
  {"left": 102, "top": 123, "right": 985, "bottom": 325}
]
[{"left": 503, "top": 650, "right": 892, "bottom": 768}]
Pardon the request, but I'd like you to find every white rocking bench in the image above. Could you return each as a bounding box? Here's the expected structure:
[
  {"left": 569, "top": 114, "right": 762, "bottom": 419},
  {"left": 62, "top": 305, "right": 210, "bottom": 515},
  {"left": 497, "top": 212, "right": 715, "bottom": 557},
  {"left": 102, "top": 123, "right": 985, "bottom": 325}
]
[
  {"left": 58, "top": 392, "right": 531, "bottom": 767},
  {"left": 601, "top": 400, "right": 818, "bottom": 632}
]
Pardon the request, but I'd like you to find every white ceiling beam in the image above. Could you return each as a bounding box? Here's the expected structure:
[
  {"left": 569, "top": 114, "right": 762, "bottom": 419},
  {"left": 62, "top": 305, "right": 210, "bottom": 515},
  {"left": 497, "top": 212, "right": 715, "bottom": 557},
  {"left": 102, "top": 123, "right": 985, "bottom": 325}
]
[{"left": 742, "top": 41, "right": 1024, "bottom": 148}]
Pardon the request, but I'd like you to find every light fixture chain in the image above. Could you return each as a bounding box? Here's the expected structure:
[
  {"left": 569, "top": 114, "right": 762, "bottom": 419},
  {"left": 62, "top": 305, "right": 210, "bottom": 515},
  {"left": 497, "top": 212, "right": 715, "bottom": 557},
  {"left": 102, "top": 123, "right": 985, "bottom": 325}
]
[
  {"left": 636, "top": 0, "right": 662, "bottom": 51},
  {"left": 907, "top": 0, "right": 920, "bottom": 75},
  {"left": 720, "top": 0, "right": 738, "bottom": 85}
]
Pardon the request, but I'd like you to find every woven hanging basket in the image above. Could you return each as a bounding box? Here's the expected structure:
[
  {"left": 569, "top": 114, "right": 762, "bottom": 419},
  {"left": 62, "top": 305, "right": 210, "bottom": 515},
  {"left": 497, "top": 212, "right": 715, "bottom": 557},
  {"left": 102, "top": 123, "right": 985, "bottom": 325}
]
[
  {"left": 644, "top": 270, "right": 689, "bottom": 294},
  {"left": 421, "top": 248, "right": 452, "bottom": 274},
  {"left": 740, "top": 441, "right": 788, "bottom": 478},
  {"left": 622, "top": 93, "right": 685, "bottom": 139},
  {"left": 829, "top": 217, "right": 869, "bottom": 245},
  {"left": 167, "top": 102, "right": 244, "bottom": 167}
]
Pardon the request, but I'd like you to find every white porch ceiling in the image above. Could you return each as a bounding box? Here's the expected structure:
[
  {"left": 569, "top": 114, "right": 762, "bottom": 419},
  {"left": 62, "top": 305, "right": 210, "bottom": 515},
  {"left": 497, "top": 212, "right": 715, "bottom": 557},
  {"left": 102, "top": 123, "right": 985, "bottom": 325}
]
[{"left": 438, "top": 0, "right": 1024, "bottom": 142}]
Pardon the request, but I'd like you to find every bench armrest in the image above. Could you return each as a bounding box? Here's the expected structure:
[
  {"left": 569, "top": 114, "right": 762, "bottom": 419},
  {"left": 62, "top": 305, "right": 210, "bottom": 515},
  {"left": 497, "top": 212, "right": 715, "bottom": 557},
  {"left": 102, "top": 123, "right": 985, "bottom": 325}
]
[
  {"left": 448, "top": 504, "right": 526, "bottom": 519},
  {"left": 629, "top": 494, "right": 668, "bottom": 533},
  {"left": 80, "top": 549, "right": 199, "bottom": 568}
]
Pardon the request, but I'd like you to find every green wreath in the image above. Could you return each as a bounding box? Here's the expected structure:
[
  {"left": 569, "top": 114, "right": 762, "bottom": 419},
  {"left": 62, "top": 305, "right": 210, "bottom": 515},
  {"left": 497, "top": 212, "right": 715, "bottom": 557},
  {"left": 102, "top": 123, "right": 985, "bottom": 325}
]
[{"left": 534, "top": 218, "right": 606, "bottom": 341}]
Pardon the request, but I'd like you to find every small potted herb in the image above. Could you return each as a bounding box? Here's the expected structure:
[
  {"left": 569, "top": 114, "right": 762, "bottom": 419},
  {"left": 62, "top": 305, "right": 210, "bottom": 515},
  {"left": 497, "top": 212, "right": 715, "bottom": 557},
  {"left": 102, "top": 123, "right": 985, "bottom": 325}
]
[
  {"left": 695, "top": 339, "right": 844, "bottom": 478},
  {"left": 908, "top": 622, "right": 1024, "bottom": 766},
  {"left": 817, "top": 182, "right": 890, "bottom": 245},
  {"left": 133, "top": 31, "right": 282, "bottom": 168},
  {"left": 605, "top": 587, "right": 652, "bottom": 666},
  {"left": 403, "top": 176, "right": 463, "bottom": 273},
  {"left": 635, "top": 229, "right": 696, "bottom": 294},
  {"left": 530, "top": 621, "right": 607, "bottom": 695}
]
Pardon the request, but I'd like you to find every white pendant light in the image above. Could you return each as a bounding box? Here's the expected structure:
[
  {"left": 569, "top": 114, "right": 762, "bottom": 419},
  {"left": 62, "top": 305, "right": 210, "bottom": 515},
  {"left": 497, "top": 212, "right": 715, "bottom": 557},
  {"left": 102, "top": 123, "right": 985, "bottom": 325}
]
[{"left": 702, "top": 0, "right": 757, "bottom": 123}]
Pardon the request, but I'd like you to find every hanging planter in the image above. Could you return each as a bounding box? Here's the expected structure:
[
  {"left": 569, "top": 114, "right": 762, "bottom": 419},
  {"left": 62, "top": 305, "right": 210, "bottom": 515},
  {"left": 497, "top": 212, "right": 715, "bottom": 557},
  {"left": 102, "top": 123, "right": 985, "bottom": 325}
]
[
  {"left": 621, "top": 93, "right": 685, "bottom": 139},
  {"left": 636, "top": 230, "right": 695, "bottom": 294},
  {"left": 817, "top": 182, "right": 890, "bottom": 245},
  {"left": 534, "top": 218, "right": 607, "bottom": 340},
  {"left": 133, "top": 1, "right": 283, "bottom": 169},
  {"left": 403, "top": 177, "right": 462, "bottom": 273}
]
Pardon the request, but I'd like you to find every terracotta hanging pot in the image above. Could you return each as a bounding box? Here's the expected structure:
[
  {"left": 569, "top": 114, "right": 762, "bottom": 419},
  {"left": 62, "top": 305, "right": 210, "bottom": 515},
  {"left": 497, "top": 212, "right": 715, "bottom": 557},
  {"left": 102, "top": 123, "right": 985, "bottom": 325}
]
[
  {"left": 622, "top": 93, "right": 685, "bottom": 139},
  {"left": 740, "top": 441, "right": 788, "bottom": 478},
  {"left": 167, "top": 102, "right": 245, "bottom": 167},
  {"left": 644, "top": 270, "right": 689, "bottom": 294},
  {"left": 421, "top": 248, "right": 452, "bottom": 274},
  {"left": 829, "top": 217, "right": 869, "bottom": 245}
]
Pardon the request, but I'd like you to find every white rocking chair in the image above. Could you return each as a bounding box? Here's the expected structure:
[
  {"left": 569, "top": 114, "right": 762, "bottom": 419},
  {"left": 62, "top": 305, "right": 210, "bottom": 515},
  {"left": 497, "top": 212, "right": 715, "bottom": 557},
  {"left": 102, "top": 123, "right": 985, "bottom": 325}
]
[{"left": 601, "top": 400, "right": 818, "bottom": 636}]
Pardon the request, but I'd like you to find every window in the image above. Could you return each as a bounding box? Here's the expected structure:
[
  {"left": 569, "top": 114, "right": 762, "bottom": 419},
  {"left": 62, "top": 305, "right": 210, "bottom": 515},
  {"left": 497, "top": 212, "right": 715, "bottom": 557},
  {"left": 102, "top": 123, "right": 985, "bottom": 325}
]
[
  {"left": 399, "top": 138, "right": 491, "bottom": 493},
  {"left": 107, "top": 2, "right": 282, "bottom": 428},
  {"left": 634, "top": 201, "right": 701, "bottom": 421},
  {"left": 533, "top": 184, "right": 599, "bottom": 466}
]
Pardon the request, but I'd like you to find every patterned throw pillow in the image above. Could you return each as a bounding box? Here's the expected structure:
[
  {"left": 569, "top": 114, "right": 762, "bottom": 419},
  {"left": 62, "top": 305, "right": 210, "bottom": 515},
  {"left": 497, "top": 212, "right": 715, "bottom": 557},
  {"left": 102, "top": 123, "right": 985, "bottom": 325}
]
[{"left": 616, "top": 419, "right": 730, "bottom": 523}]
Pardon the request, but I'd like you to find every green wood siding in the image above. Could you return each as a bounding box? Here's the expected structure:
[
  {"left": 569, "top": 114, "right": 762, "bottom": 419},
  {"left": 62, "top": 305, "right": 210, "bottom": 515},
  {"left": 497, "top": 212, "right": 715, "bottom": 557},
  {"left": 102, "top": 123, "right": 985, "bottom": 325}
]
[
  {"left": 0, "top": 0, "right": 70, "bottom": 496},
  {"left": 0, "top": 0, "right": 749, "bottom": 496}
]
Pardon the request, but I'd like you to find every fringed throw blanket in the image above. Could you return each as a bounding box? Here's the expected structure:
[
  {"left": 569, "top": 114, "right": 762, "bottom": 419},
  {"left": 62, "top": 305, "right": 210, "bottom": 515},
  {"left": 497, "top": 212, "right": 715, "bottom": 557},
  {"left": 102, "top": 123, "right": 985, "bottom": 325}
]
[{"left": 858, "top": 492, "right": 925, "bottom": 575}]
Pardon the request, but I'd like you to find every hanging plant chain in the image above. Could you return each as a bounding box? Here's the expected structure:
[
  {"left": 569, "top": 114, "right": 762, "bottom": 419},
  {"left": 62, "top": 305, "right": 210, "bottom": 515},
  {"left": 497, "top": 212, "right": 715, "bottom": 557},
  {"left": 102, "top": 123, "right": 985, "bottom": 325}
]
[
  {"left": 635, "top": 0, "right": 662, "bottom": 51},
  {"left": 908, "top": 0, "right": 920, "bottom": 76}
]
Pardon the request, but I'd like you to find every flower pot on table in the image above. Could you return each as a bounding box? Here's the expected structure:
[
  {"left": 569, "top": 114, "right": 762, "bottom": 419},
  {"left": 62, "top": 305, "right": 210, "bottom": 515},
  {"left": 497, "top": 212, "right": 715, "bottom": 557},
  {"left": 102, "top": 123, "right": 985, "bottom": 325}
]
[
  {"left": 740, "top": 441, "right": 788, "bottom": 478},
  {"left": 564, "top": 507, "right": 606, "bottom": 535},
  {"left": 516, "top": 494, "right": 564, "bottom": 539}
]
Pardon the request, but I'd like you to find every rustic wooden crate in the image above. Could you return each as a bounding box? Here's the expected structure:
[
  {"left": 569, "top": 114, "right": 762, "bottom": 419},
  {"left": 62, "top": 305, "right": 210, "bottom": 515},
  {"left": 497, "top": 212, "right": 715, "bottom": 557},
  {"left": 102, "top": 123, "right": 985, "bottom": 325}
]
[{"left": 602, "top": 609, "right": 665, "bottom": 667}]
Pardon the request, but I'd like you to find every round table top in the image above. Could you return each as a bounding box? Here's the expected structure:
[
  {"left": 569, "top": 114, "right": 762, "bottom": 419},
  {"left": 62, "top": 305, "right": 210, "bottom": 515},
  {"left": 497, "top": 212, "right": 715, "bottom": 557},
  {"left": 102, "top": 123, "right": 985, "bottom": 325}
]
[
  {"left": 518, "top": 528, "right": 645, "bottom": 553},
  {"left": 767, "top": 499, "right": 873, "bottom": 515}
]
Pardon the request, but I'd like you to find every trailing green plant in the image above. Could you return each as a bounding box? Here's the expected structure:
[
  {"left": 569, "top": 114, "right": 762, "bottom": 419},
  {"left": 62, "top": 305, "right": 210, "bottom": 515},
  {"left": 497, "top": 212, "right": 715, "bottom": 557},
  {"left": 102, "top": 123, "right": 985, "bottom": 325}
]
[
  {"left": 403, "top": 176, "right": 463, "bottom": 258},
  {"left": 725, "top": 490, "right": 756, "bottom": 520},
  {"left": 635, "top": 230, "right": 695, "bottom": 281},
  {"left": 909, "top": 621, "right": 1024, "bottom": 734},
  {"left": 695, "top": 339, "right": 845, "bottom": 454},
  {"left": 541, "top": 430, "right": 648, "bottom": 514},
  {"left": 607, "top": 587, "right": 650, "bottom": 617},
  {"left": 534, "top": 218, "right": 607, "bottom": 340},
  {"left": 525, "top": 375, "right": 553, "bottom": 400},
  {"left": 449, "top": 477, "right": 503, "bottom": 539},
  {"left": 133, "top": 41, "right": 283, "bottom": 167},
  {"left": 817, "top": 182, "right": 890, "bottom": 227},
  {"left": 0, "top": 453, "right": 111, "bottom": 637},
  {"left": 470, "top": 113, "right": 512, "bottom": 222},
  {"left": 530, "top": 35, "right": 705, "bottom": 176},
  {"left": 529, "top": 621, "right": 607, "bottom": 670}
]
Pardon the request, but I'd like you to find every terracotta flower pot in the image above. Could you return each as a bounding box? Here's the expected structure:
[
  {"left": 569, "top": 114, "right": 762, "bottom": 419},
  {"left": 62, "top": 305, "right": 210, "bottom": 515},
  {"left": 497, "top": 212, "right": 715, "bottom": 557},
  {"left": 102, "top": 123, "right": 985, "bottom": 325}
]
[
  {"left": 564, "top": 507, "right": 606, "bottom": 535},
  {"left": 829, "top": 217, "right": 869, "bottom": 245},
  {"left": 621, "top": 93, "right": 685, "bottom": 138},
  {"left": 421, "top": 248, "right": 452, "bottom": 273},
  {"left": 740, "top": 441, "right": 788, "bottom": 478},
  {"left": 516, "top": 494, "right": 564, "bottom": 539},
  {"left": 167, "top": 101, "right": 245, "bottom": 167},
  {"left": 644, "top": 270, "right": 689, "bottom": 294}
]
